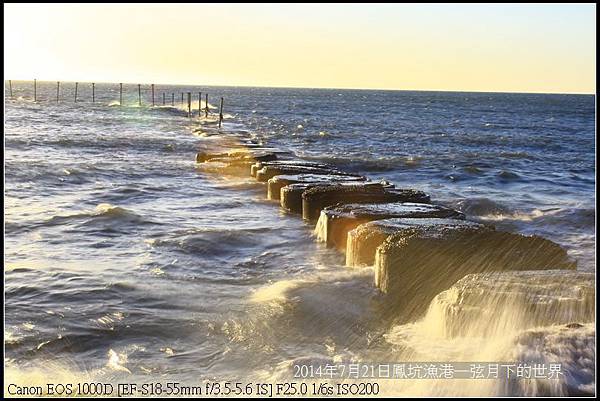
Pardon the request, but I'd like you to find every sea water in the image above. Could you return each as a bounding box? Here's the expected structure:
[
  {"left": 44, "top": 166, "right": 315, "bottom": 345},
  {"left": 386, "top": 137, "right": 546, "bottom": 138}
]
[{"left": 4, "top": 82, "right": 595, "bottom": 396}]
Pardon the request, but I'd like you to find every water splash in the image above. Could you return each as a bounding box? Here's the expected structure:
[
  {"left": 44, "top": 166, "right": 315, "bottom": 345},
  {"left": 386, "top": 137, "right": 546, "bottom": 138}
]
[{"left": 383, "top": 270, "right": 595, "bottom": 396}]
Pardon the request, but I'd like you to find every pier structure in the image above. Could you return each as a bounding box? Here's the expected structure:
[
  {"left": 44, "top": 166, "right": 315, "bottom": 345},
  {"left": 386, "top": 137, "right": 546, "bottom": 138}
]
[
  {"left": 6, "top": 81, "right": 224, "bottom": 122},
  {"left": 194, "top": 128, "right": 577, "bottom": 314},
  {"left": 4, "top": 79, "right": 582, "bottom": 320}
]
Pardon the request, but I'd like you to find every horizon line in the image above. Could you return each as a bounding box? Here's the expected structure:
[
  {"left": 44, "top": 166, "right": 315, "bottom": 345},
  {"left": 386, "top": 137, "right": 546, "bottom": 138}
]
[{"left": 3, "top": 78, "right": 595, "bottom": 96}]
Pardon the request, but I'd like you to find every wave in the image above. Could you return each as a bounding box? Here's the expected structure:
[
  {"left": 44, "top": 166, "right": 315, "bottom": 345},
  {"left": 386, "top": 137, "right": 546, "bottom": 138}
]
[
  {"left": 382, "top": 271, "right": 595, "bottom": 396},
  {"left": 46, "top": 203, "right": 145, "bottom": 226},
  {"left": 500, "top": 151, "right": 537, "bottom": 160},
  {"left": 4, "top": 363, "right": 92, "bottom": 396},
  {"left": 4, "top": 345, "right": 149, "bottom": 394},
  {"left": 146, "top": 227, "right": 273, "bottom": 257},
  {"left": 417, "top": 270, "right": 594, "bottom": 338},
  {"left": 453, "top": 197, "right": 513, "bottom": 217},
  {"left": 453, "top": 198, "right": 596, "bottom": 230},
  {"left": 249, "top": 269, "right": 595, "bottom": 396},
  {"left": 249, "top": 267, "right": 373, "bottom": 305},
  {"left": 508, "top": 323, "right": 595, "bottom": 396},
  {"left": 534, "top": 207, "right": 596, "bottom": 229},
  {"left": 461, "top": 165, "right": 485, "bottom": 174},
  {"left": 250, "top": 278, "right": 307, "bottom": 304},
  {"left": 152, "top": 105, "right": 189, "bottom": 117},
  {"left": 6, "top": 203, "right": 151, "bottom": 235},
  {"left": 497, "top": 170, "right": 521, "bottom": 180},
  {"left": 212, "top": 267, "right": 377, "bottom": 357}
]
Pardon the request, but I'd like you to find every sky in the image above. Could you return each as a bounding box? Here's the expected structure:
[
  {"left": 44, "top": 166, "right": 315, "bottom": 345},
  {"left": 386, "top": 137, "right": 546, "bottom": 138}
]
[{"left": 3, "top": 3, "right": 596, "bottom": 94}]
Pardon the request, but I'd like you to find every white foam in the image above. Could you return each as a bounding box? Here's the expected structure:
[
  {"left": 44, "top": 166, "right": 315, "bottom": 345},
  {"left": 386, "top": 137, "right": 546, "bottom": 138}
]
[{"left": 381, "top": 271, "right": 595, "bottom": 395}]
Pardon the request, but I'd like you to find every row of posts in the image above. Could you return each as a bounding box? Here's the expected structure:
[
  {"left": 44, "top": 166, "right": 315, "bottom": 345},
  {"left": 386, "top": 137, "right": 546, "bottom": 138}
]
[{"left": 7, "top": 80, "right": 225, "bottom": 127}]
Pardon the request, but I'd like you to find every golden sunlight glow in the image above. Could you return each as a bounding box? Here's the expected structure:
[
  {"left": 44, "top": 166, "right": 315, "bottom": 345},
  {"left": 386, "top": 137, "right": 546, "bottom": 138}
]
[{"left": 3, "top": 4, "right": 596, "bottom": 93}]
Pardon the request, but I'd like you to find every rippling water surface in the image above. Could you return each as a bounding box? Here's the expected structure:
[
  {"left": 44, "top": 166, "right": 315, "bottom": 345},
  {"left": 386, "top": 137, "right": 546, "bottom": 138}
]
[{"left": 4, "top": 82, "right": 595, "bottom": 396}]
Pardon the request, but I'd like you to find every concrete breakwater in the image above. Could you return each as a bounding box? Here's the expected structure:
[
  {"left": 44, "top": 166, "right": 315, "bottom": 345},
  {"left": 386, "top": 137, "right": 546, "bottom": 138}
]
[{"left": 195, "top": 131, "right": 577, "bottom": 318}]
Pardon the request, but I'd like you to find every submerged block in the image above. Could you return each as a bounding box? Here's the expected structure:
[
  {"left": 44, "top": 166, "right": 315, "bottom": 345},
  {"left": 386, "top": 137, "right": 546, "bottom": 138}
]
[
  {"left": 281, "top": 181, "right": 392, "bottom": 214},
  {"left": 196, "top": 151, "right": 226, "bottom": 163},
  {"left": 302, "top": 184, "right": 430, "bottom": 221},
  {"left": 250, "top": 160, "right": 330, "bottom": 178},
  {"left": 315, "top": 203, "right": 464, "bottom": 253},
  {"left": 200, "top": 158, "right": 256, "bottom": 176},
  {"left": 267, "top": 173, "right": 366, "bottom": 201},
  {"left": 196, "top": 146, "right": 299, "bottom": 178},
  {"left": 196, "top": 149, "right": 278, "bottom": 164},
  {"left": 196, "top": 149, "right": 283, "bottom": 176},
  {"left": 373, "top": 219, "right": 576, "bottom": 317}
]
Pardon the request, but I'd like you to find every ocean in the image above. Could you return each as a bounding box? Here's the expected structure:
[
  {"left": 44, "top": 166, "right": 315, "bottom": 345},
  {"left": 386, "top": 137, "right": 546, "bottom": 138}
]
[{"left": 4, "top": 81, "right": 596, "bottom": 396}]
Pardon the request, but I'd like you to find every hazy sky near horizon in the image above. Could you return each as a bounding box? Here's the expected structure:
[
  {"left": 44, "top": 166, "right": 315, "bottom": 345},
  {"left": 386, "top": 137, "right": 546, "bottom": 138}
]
[{"left": 4, "top": 4, "right": 596, "bottom": 93}]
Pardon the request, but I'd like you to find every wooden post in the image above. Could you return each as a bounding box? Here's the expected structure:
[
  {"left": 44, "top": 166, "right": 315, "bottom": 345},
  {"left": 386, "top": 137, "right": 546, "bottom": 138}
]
[
  {"left": 181, "top": 92, "right": 184, "bottom": 106},
  {"left": 92, "top": 83, "right": 95, "bottom": 103},
  {"left": 74, "top": 82, "right": 78, "bottom": 102},
  {"left": 119, "top": 83, "right": 123, "bottom": 106},
  {"left": 204, "top": 93, "right": 209, "bottom": 118},
  {"left": 219, "top": 97, "right": 224, "bottom": 128},
  {"left": 9, "top": 80, "right": 12, "bottom": 98},
  {"left": 56, "top": 81, "right": 60, "bottom": 102},
  {"left": 163, "top": 92, "right": 165, "bottom": 105},
  {"left": 198, "top": 92, "right": 202, "bottom": 117},
  {"left": 151, "top": 84, "right": 155, "bottom": 106},
  {"left": 34, "top": 79, "right": 37, "bottom": 102},
  {"left": 171, "top": 93, "right": 174, "bottom": 106},
  {"left": 187, "top": 92, "right": 191, "bottom": 117},
  {"left": 138, "top": 84, "right": 141, "bottom": 106}
]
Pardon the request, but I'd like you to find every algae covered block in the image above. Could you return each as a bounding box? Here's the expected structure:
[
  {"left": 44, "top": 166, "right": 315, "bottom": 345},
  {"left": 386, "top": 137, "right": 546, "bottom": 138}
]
[
  {"left": 281, "top": 181, "right": 392, "bottom": 214},
  {"left": 250, "top": 160, "right": 330, "bottom": 178},
  {"left": 315, "top": 202, "right": 464, "bottom": 253},
  {"left": 196, "top": 149, "right": 281, "bottom": 176},
  {"left": 256, "top": 164, "right": 353, "bottom": 182},
  {"left": 422, "top": 270, "right": 595, "bottom": 338},
  {"left": 196, "top": 149, "right": 278, "bottom": 164},
  {"left": 347, "top": 217, "right": 473, "bottom": 267},
  {"left": 373, "top": 219, "right": 576, "bottom": 316},
  {"left": 267, "top": 173, "right": 366, "bottom": 200},
  {"left": 302, "top": 183, "right": 430, "bottom": 221}
]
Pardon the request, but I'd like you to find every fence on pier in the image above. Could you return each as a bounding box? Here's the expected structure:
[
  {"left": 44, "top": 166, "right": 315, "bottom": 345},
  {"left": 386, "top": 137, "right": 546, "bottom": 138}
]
[{"left": 5, "top": 80, "right": 226, "bottom": 126}]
